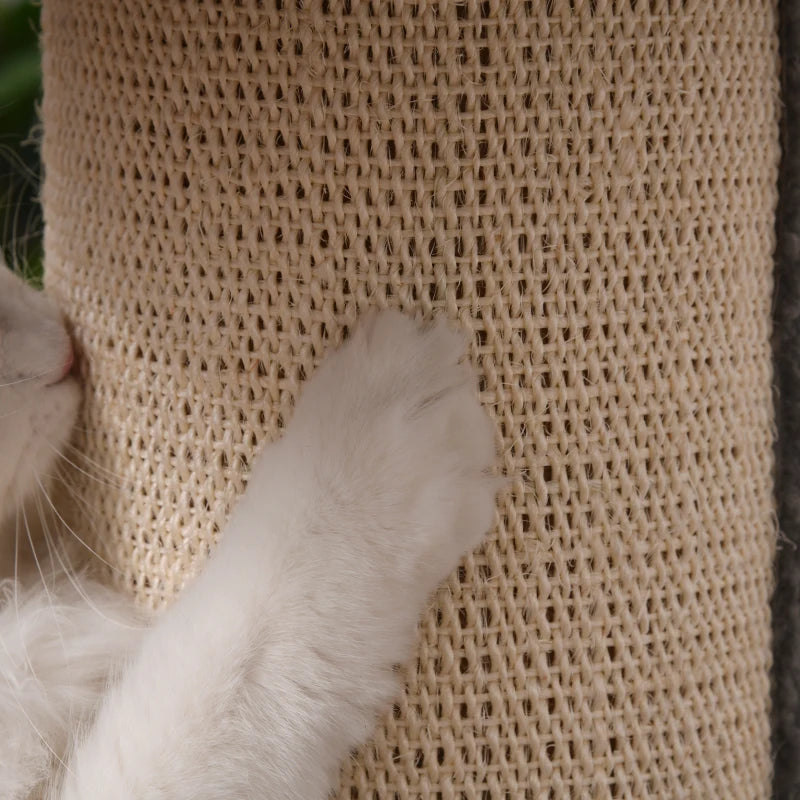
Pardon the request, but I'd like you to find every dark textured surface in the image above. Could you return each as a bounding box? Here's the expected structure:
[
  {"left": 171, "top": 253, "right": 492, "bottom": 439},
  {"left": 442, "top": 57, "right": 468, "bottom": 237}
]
[{"left": 773, "top": 1, "right": 800, "bottom": 796}]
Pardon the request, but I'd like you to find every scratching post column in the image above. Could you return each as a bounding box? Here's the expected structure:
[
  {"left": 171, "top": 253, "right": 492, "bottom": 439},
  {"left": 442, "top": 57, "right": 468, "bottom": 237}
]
[{"left": 41, "top": 1, "right": 780, "bottom": 796}]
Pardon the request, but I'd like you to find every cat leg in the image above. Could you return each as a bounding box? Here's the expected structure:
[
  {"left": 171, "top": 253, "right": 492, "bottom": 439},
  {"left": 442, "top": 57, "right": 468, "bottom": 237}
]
[{"left": 53, "top": 312, "right": 498, "bottom": 800}]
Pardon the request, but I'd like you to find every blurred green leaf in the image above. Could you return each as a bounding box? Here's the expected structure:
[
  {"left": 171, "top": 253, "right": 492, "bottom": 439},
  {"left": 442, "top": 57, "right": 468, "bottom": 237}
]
[
  {"left": 0, "top": 0, "right": 42, "bottom": 281},
  {"left": 0, "top": 49, "right": 41, "bottom": 116},
  {"left": 0, "top": 1, "right": 40, "bottom": 55}
]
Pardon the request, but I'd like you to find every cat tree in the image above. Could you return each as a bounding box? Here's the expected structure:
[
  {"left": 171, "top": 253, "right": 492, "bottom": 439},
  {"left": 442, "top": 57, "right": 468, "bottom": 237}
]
[{"left": 40, "top": 1, "right": 780, "bottom": 796}]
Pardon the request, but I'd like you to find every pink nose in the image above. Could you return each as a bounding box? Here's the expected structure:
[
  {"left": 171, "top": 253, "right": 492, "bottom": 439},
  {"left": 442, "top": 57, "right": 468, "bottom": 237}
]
[
  {"left": 62, "top": 345, "right": 75, "bottom": 378},
  {"left": 53, "top": 341, "right": 75, "bottom": 383}
]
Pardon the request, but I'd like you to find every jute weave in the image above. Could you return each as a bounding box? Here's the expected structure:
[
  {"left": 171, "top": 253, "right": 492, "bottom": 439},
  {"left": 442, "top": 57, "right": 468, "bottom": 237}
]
[{"left": 40, "top": 1, "right": 780, "bottom": 797}]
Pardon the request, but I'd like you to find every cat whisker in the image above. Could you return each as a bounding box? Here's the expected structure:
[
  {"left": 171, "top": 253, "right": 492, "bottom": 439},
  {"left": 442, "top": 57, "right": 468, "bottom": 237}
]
[
  {"left": 20, "top": 502, "right": 65, "bottom": 651},
  {"left": 32, "top": 491, "right": 74, "bottom": 668},
  {"left": 0, "top": 365, "right": 64, "bottom": 388},
  {"left": 50, "top": 548, "right": 142, "bottom": 631},
  {"left": 0, "top": 405, "right": 25, "bottom": 420},
  {"left": 34, "top": 484, "right": 142, "bottom": 631},
  {"left": 9, "top": 498, "right": 62, "bottom": 709},
  {"left": 51, "top": 467, "right": 123, "bottom": 567},
  {"left": 10, "top": 501, "right": 47, "bottom": 696},
  {"left": 13, "top": 503, "right": 22, "bottom": 618},
  {"left": 47, "top": 466, "right": 117, "bottom": 563},
  {"left": 1, "top": 508, "right": 74, "bottom": 781},
  {"left": 48, "top": 443, "right": 126, "bottom": 491},
  {"left": 35, "top": 474, "right": 121, "bottom": 575},
  {"left": 0, "top": 142, "right": 41, "bottom": 185},
  {"left": 0, "top": 635, "right": 72, "bottom": 779},
  {"left": 61, "top": 441, "right": 130, "bottom": 486}
]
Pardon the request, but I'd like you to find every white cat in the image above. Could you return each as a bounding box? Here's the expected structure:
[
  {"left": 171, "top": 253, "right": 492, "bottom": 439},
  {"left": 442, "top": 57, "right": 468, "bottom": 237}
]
[{"left": 0, "top": 263, "right": 498, "bottom": 799}]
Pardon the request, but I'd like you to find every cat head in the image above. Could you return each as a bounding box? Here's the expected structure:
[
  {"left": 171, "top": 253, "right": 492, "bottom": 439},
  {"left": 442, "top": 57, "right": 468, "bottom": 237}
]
[{"left": 0, "top": 265, "right": 81, "bottom": 525}]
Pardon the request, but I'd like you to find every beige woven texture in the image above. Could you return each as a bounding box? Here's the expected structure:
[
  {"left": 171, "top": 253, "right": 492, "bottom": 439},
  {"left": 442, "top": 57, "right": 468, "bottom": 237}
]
[{"left": 41, "top": 1, "right": 779, "bottom": 797}]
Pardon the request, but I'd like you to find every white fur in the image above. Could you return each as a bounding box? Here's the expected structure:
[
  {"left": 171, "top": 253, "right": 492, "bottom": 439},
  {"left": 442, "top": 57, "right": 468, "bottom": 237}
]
[
  {"left": 0, "top": 264, "right": 497, "bottom": 800},
  {"left": 0, "top": 267, "right": 80, "bottom": 529},
  {"left": 0, "top": 577, "right": 143, "bottom": 800},
  {"left": 0, "top": 264, "right": 144, "bottom": 800}
]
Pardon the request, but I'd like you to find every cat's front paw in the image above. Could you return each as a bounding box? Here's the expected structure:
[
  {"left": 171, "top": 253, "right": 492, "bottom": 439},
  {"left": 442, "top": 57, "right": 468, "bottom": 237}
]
[{"left": 283, "top": 311, "right": 498, "bottom": 656}]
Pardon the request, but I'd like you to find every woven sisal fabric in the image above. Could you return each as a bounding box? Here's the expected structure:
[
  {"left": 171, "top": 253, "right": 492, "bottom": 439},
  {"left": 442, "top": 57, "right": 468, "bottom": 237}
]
[{"left": 40, "top": 1, "right": 779, "bottom": 797}]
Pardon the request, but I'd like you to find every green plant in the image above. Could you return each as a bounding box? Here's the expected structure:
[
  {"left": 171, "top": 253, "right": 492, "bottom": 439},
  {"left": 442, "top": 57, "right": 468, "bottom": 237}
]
[{"left": 0, "top": 0, "right": 42, "bottom": 284}]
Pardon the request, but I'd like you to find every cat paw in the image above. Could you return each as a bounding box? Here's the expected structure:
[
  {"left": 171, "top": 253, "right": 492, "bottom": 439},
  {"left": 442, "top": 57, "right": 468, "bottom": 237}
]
[{"left": 283, "top": 311, "right": 498, "bottom": 646}]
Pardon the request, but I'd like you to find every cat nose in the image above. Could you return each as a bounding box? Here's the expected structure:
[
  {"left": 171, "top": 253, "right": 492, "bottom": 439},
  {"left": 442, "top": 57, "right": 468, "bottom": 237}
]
[{"left": 47, "top": 339, "right": 75, "bottom": 386}]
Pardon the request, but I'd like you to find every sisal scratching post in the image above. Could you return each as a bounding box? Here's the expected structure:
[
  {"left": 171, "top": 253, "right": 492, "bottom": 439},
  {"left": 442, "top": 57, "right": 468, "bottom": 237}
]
[{"left": 41, "top": 1, "right": 780, "bottom": 797}]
